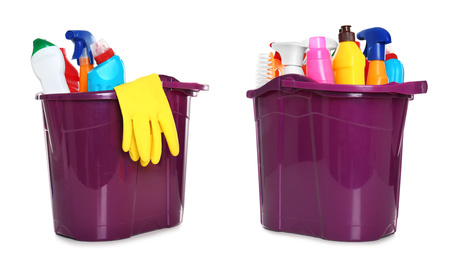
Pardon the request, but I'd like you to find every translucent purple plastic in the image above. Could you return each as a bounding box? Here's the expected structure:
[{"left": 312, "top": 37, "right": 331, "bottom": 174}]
[
  {"left": 36, "top": 75, "right": 207, "bottom": 241},
  {"left": 247, "top": 75, "right": 427, "bottom": 241}
]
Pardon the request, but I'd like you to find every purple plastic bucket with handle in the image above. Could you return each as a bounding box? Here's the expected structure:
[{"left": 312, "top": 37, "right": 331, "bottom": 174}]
[
  {"left": 247, "top": 74, "right": 427, "bottom": 242},
  {"left": 36, "top": 75, "right": 207, "bottom": 241}
]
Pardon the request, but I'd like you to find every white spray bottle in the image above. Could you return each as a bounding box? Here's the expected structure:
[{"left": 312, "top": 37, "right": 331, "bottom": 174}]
[{"left": 270, "top": 42, "right": 307, "bottom": 75}]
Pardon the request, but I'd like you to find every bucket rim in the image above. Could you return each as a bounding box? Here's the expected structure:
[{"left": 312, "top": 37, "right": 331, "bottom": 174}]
[
  {"left": 247, "top": 75, "right": 427, "bottom": 99},
  {"left": 36, "top": 75, "right": 208, "bottom": 101}
]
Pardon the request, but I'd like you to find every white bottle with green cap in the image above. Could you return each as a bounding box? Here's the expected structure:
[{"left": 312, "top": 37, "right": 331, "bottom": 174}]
[{"left": 31, "top": 38, "right": 70, "bottom": 94}]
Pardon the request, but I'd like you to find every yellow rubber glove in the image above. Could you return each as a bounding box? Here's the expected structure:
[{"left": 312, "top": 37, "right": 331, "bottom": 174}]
[{"left": 114, "top": 74, "right": 179, "bottom": 166}]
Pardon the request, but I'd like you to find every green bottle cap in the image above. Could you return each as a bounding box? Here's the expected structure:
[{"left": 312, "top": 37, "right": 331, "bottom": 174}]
[{"left": 32, "top": 38, "right": 56, "bottom": 57}]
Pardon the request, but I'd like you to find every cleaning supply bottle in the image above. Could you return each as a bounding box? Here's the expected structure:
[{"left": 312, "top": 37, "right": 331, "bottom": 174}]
[
  {"left": 88, "top": 39, "right": 125, "bottom": 91},
  {"left": 273, "top": 51, "right": 284, "bottom": 76},
  {"left": 60, "top": 48, "right": 79, "bottom": 93},
  {"left": 270, "top": 42, "right": 307, "bottom": 75},
  {"left": 31, "top": 38, "right": 70, "bottom": 94},
  {"left": 306, "top": 36, "right": 334, "bottom": 83},
  {"left": 332, "top": 25, "right": 366, "bottom": 85},
  {"left": 385, "top": 46, "right": 404, "bottom": 83},
  {"left": 302, "top": 53, "right": 307, "bottom": 75},
  {"left": 355, "top": 41, "right": 370, "bottom": 82},
  {"left": 301, "top": 37, "right": 338, "bottom": 76},
  {"left": 357, "top": 27, "right": 391, "bottom": 85},
  {"left": 65, "top": 30, "right": 96, "bottom": 92}
]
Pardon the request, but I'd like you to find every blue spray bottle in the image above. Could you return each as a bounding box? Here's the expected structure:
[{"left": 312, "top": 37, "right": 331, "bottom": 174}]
[
  {"left": 65, "top": 30, "right": 96, "bottom": 92},
  {"left": 357, "top": 27, "right": 391, "bottom": 85},
  {"left": 88, "top": 39, "right": 125, "bottom": 92}
]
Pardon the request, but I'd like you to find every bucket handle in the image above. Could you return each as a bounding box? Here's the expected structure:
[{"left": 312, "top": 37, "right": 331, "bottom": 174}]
[{"left": 281, "top": 77, "right": 428, "bottom": 95}]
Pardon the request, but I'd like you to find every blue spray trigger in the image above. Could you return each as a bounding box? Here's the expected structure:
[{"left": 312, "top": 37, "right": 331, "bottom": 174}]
[
  {"left": 357, "top": 27, "right": 391, "bottom": 61},
  {"left": 71, "top": 40, "right": 85, "bottom": 62},
  {"left": 65, "top": 30, "right": 96, "bottom": 65}
]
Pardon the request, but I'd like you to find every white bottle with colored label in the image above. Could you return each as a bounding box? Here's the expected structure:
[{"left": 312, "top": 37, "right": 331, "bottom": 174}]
[{"left": 31, "top": 38, "right": 70, "bottom": 94}]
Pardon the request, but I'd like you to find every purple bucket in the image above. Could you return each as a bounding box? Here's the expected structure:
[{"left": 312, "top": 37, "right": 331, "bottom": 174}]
[
  {"left": 36, "top": 75, "right": 207, "bottom": 241},
  {"left": 247, "top": 75, "right": 427, "bottom": 241}
]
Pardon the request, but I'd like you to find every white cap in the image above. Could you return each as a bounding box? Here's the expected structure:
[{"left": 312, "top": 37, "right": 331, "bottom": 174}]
[
  {"left": 299, "top": 37, "right": 338, "bottom": 51},
  {"left": 90, "top": 39, "right": 111, "bottom": 58}
]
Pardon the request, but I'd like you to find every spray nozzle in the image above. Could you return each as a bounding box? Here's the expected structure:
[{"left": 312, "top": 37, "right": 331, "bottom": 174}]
[
  {"left": 65, "top": 30, "right": 96, "bottom": 65},
  {"left": 357, "top": 27, "right": 391, "bottom": 61},
  {"left": 270, "top": 42, "right": 308, "bottom": 75}
]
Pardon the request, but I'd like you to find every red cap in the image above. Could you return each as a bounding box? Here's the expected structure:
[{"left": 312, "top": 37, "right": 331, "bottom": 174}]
[
  {"left": 94, "top": 48, "right": 115, "bottom": 65},
  {"left": 386, "top": 53, "right": 398, "bottom": 60}
]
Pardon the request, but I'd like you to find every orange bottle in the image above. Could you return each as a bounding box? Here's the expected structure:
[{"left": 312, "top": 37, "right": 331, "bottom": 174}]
[
  {"left": 366, "top": 60, "right": 388, "bottom": 85},
  {"left": 79, "top": 57, "right": 94, "bottom": 92}
]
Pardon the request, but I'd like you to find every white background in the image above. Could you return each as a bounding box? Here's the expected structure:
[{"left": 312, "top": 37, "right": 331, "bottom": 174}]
[{"left": 1, "top": 0, "right": 448, "bottom": 259}]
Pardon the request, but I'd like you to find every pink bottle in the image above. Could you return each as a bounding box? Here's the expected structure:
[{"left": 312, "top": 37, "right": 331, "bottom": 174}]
[{"left": 306, "top": 36, "right": 334, "bottom": 83}]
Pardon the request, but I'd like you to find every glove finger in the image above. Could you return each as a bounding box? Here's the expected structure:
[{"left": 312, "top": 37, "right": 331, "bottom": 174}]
[
  {"left": 140, "top": 157, "right": 150, "bottom": 167},
  {"left": 129, "top": 128, "right": 140, "bottom": 162},
  {"left": 132, "top": 115, "right": 151, "bottom": 166},
  {"left": 159, "top": 110, "right": 179, "bottom": 156},
  {"left": 150, "top": 117, "right": 162, "bottom": 164},
  {"left": 120, "top": 114, "right": 132, "bottom": 152},
  {"left": 139, "top": 124, "right": 151, "bottom": 167},
  {"left": 140, "top": 124, "right": 153, "bottom": 167},
  {"left": 114, "top": 85, "right": 133, "bottom": 152}
]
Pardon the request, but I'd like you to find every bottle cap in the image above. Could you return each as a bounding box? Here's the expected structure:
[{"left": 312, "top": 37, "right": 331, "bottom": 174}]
[
  {"left": 338, "top": 25, "right": 355, "bottom": 42},
  {"left": 309, "top": 36, "right": 326, "bottom": 49},
  {"left": 91, "top": 39, "right": 115, "bottom": 64},
  {"left": 385, "top": 45, "right": 398, "bottom": 60},
  {"left": 32, "top": 38, "right": 56, "bottom": 57},
  {"left": 386, "top": 53, "right": 398, "bottom": 60},
  {"left": 307, "top": 37, "right": 330, "bottom": 60}
]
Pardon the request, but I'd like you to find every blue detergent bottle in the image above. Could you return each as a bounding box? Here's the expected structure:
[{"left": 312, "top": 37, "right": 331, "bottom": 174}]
[
  {"left": 88, "top": 39, "right": 125, "bottom": 91},
  {"left": 385, "top": 47, "right": 405, "bottom": 83}
]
